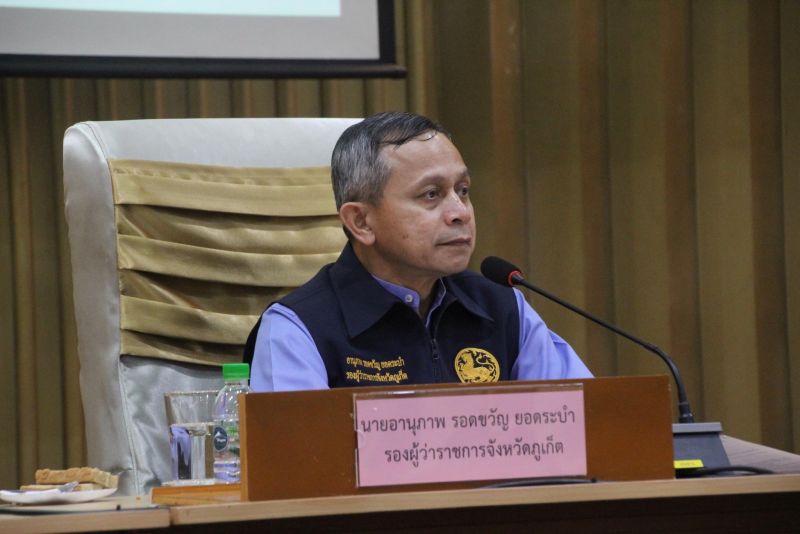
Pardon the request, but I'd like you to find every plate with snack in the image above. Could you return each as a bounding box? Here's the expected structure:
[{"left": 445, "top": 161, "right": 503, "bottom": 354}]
[{"left": 0, "top": 467, "right": 119, "bottom": 505}]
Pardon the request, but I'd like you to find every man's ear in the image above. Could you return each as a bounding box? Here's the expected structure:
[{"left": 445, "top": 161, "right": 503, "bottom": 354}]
[{"left": 339, "top": 202, "right": 375, "bottom": 246}]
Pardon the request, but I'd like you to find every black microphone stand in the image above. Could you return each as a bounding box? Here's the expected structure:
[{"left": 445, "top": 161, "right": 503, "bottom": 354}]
[
  {"left": 507, "top": 273, "right": 731, "bottom": 474},
  {"left": 510, "top": 273, "right": 694, "bottom": 423}
]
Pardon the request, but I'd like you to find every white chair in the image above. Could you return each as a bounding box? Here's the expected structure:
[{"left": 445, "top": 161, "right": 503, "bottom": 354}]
[{"left": 62, "top": 118, "right": 356, "bottom": 495}]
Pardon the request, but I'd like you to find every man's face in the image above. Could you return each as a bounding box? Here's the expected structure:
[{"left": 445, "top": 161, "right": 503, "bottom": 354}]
[{"left": 364, "top": 132, "right": 476, "bottom": 287}]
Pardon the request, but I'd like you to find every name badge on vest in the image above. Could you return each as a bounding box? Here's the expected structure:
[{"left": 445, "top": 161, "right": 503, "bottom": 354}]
[{"left": 345, "top": 355, "right": 409, "bottom": 385}]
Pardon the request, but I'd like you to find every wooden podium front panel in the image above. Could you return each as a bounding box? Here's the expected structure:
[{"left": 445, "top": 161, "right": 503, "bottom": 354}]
[{"left": 240, "top": 376, "right": 674, "bottom": 501}]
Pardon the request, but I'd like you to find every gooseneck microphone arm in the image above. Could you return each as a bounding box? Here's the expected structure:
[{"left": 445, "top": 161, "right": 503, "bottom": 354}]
[
  {"left": 510, "top": 273, "right": 694, "bottom": 423},
  {"left": 481, "top": 256, "right": 694, "bottom": 424}
]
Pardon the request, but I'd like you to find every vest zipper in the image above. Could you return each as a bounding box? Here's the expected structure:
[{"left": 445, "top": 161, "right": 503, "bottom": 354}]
[
  {"left": 429, "top": 337, "right": 441, "bottom": 381},
  {"left": 426, "top": 294, "right": 449, "bottom": 382}
]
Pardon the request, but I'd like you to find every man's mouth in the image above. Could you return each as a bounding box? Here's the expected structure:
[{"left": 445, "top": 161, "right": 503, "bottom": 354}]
[{"left": 439, "top": 237, "right": 473, "bottom": 246}]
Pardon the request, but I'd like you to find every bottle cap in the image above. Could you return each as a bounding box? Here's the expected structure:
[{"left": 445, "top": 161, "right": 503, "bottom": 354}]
[{"left": 222, "top": 363, "right": 250, "bottom": 381}]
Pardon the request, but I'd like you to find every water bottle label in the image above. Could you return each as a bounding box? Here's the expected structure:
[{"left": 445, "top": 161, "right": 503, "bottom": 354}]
[{"left": 213, "top": 426, "right": 229, "bottom": 453}]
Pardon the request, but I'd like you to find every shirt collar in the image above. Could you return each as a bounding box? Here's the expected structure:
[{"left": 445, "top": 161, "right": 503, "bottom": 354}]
[
  {"left": 441, "top": 273, "right": 496, "bottom": 323},
  {"left": 372, "top": 276, "right": 447, "bottom": 328},
  {"left": 330, "top": 243, "right": 494, "bottom": 338}
]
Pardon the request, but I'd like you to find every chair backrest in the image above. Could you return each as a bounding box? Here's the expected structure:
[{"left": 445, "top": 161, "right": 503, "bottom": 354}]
[{"left": 63, "top": 118, "right": 357, "bottom": 495}]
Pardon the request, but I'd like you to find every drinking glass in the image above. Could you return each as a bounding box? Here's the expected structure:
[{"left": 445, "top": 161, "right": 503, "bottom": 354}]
[{"left": 163, "top": 390, "right": 217, "bottom": 486}]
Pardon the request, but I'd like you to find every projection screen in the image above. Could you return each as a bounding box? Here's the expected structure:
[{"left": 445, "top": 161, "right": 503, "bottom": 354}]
[{"left": 0, "top": 0, "right": 403, "bottom": 78}]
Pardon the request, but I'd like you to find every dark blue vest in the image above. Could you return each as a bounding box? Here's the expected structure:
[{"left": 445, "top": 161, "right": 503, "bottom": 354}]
[{"left": 244, "top": 244, "right": 520, "bottom": 388}]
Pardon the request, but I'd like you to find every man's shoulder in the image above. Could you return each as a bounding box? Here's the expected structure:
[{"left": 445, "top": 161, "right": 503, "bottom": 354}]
[{"left": 279, "top": 263, "right": 337, "bottom": 308}]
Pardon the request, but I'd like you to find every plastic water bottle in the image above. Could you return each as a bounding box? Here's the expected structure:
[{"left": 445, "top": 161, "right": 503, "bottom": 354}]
[{"left": 212, "top": 363, "right": 251, "bottom": 483}]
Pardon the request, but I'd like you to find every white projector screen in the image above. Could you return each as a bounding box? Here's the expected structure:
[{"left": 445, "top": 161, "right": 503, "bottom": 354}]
[{"left": 0, "top": 0, "right": 403, "bottom": 78}]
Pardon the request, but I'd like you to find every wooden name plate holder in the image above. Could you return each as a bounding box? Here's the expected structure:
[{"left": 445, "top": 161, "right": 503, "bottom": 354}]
[{"left": 239, "top": 375, "right": 674, "bottom": 501}]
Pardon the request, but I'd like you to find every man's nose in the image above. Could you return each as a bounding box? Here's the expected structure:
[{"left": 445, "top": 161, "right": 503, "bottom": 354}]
[{"left": 444, "top": 191, "right": 471, "bottom": 224}]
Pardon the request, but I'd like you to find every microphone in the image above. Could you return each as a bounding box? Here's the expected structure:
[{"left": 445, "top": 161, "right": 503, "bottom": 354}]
[
  {"left": 482, "top": 256, "right": 735, "bottom": 474},
  {"left": 480, "top": 256, "right": 694, "bottom": 424}
]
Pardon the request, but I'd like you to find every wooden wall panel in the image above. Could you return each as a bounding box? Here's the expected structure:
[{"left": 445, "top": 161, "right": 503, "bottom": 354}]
[
  {"left": 143, "top": 80, "right": 190, "bottom": 118},
  {"left": 189, "top": 80, "right": 233, "bottom": 117},
  {"left": 232, "top": 80, "right": 278, "bottom": 118},
  {"left": 277, "top": 80, "right": 321, "bottom": 117},
  {"left": 26, "top": 79, "right": 64, "bottom": 472},
  {"left": 521, "top": 0, "right": 616, "bottom": 375},
  {"left": 748, "top": 0, "right": 791, "bottom": 452},
  {"left": 321, "top": 80, "right": 366, "bottom": 117},
  {"left": 781, "top": 0, "right": 800, "bottom": 452},
  {"left": 97, "top": 80, "right": 144, "bottom": 119},
  {"left": 405, "top": 0, "right": 438, "bottom": 117},
  {"left": 488, "top": 1, "right": 527, "bottom": 268},
  {"left": 6, "top": 78, "right": 48, "bottom": 484},
  {"left": 575, "top": 0, "right": 616, "bottom": 379},
  {"left": 523, "top": 0, "right": 590, "bottom": 356},
  {"left": 660, "top": 0, "right": 704, "bottom": 421},
  {"left": 0, "top": 78, "right": 19, "bottom": 490},
  {"left": 607, "top": 1, "right": 673, "bottom": 381},
  {"left": 693, "top": 0, "right": 761, "bottom": 441}
]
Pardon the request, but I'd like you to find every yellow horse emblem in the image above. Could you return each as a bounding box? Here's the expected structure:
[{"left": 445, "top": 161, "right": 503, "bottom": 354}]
[{"left": 454, "top": 347, "right": 500, "bottom": 383}]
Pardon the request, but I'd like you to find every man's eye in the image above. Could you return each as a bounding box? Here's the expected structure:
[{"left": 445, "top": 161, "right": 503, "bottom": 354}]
[
  {"left": 458, "top": 185, "right": 470, "bottom": 197},
  {"left": 424, "top": 189, "right": 439, "bottom": 200}
]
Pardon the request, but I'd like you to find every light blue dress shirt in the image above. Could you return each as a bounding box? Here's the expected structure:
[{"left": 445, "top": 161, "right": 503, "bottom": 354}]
[{"left": 251, "top": 279, "right": 592, "bottom": 392}]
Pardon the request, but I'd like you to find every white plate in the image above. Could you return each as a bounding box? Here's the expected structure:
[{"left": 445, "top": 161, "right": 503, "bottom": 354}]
[{"left": 0, "top": 487, "right": 117, "bottom": 505}]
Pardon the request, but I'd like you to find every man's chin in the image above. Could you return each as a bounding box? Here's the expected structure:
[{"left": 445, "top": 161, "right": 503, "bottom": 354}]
[{"left": 437, "top": 254, "right": 473, "bottom": 276}]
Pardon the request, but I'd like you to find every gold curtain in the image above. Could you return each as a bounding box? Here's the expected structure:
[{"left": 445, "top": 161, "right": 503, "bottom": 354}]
[
  {"left": 434, "top": 0, "right": 799, "bottom": 451},
  {"left": 1, "top": 0, "right": 798, "bottom": 489}
]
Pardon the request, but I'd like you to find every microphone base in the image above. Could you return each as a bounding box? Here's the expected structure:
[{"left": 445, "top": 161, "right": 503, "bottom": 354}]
[{"left": 672, "top": 422, "right": 730, "bottom": 477}]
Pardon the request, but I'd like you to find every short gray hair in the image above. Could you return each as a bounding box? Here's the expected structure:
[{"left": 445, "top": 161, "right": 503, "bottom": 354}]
[{"left": 331, "top": 111, "right": 450, "bottom": 209}]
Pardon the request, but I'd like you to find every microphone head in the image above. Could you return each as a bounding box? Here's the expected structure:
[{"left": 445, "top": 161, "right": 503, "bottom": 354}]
[{"left": 480, "top": 256, "right": 524, "bottom": 287}]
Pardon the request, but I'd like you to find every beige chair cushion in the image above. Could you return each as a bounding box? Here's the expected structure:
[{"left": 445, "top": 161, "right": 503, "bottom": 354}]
[{"left": 110, "top": 159, "right": 342, "bottom": 365}]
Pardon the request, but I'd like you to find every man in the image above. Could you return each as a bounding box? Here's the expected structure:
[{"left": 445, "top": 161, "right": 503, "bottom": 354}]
[{"left": 245, "top": 111, "right": 591, "bottom": 391}]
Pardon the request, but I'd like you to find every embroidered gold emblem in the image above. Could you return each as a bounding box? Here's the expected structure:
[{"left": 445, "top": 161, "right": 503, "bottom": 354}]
[{"left": 454, "top": 347, "right": 500, "bottom": 383}]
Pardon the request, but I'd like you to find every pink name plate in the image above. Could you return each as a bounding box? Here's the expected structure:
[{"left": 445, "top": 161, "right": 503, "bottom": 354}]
[{"left": 353, "top": 385, "right": 587, "bottom": 487}]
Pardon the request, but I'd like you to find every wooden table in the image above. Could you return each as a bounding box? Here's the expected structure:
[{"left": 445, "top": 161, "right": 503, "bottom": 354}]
[
  {"left": 162, "top": 474, "right": 800, "bottom": 533},
  {"left": 0, "top": 496, "right": 169, "bottom": 533},
  {"left": 156, "top": 432, "right": 800, "bottom": 532},
  {"left": 4, "top": 435, "right": 800, "bottom": 533},
  {"left": 3, "top": 475, "right": 799, "bottom": 533}
]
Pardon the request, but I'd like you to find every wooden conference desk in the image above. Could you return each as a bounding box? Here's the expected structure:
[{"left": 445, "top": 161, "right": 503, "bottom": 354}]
[
  {"left": 164, "top": 473, "right": 800, "bottom": 533},
  {"left": 155, "top": 434, "right": 800, "bottom": 532},
  {"left": 2, "top": 472, "right": 799, "bottom": 533},
  {"left": 0, "top": 497, "right": 169, "bottom": 533},
  {"left": 4, "top": 436, "right": 800, "bottom": 533}
]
